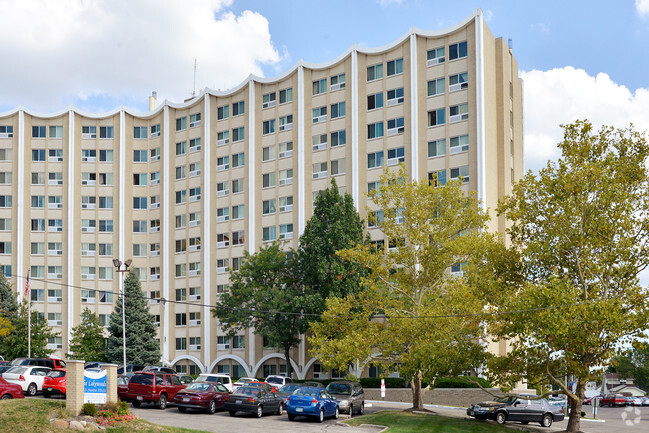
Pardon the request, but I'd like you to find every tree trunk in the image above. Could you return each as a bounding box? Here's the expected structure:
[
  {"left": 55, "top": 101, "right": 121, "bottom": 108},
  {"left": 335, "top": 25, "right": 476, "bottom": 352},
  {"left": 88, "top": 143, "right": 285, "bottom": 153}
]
[
  {"left": 284, "top": 345, "right": 293, "bottom": 379},
  {"left": 410, "top": 370, "right": 424, "bottom": 410},
  {"left": 566, "top": 380, "right": 585, "bottom": 432}
]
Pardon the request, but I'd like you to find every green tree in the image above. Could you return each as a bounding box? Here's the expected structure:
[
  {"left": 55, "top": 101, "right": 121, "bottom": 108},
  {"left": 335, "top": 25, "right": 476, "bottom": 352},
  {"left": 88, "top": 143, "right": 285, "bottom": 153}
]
[
  {"left": 488, "top": 121, "right": 649, "bottom": 432},
  {"left": 67, "top": 308, "right": 107, "bottom": 362},
  {"left": 213, "top": 242, "right": 313, "bottom": 378},
  {"left": 608, "top": 343, "right": 649, "bottom": 391},
  {"left": 0, "top": 272, "right": 17, "bottom": 315},
  {"left": 0, "top": 301, "right": 57, "bottom": 359},
  {"left": 310, "top": 165, "right": 490, "bottom": 409},
  {"left": 298, "top": 178, "right": 368, "bottom": 309},
  {"left": 106, "top": 270, "right": 161, "bottom": 365}
]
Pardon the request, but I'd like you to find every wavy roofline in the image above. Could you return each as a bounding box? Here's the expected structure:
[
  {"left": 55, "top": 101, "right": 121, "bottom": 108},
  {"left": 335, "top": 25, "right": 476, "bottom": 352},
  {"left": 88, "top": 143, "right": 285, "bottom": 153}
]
[{"left": 0, "top": 9, "right": 481, "bottom": 119}]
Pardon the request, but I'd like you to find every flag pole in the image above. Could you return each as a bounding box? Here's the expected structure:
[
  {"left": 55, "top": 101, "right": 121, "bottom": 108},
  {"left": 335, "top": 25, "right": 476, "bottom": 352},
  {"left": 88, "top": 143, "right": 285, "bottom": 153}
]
[{"left": 25, "top": 270, "right": 31, "bottom": 358}]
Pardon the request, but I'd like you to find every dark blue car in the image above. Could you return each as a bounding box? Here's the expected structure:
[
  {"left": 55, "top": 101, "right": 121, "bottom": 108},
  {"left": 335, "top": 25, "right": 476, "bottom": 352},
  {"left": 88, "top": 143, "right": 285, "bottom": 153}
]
[{"left": 286, "top": 387, "right": 339, "bottom": 422}]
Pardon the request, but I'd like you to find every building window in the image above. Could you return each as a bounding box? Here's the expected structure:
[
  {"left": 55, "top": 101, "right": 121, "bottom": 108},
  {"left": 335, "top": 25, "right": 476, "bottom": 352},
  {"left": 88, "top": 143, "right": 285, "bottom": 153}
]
[
  {"left": 312, "top": 78, "right": 326, "bottom": 95},
  {"left": 176, "top": 166, "right": 187, "bottom": 180},
  {"left": 176, "top": 215, "right": 186, "bottom": 229},
  {"left": 387, "top": 87, "right": 404, "bottom": 105},
  {"left": 99, "top": 126, "right": 114, "bottom": 138},
  {"left": 150, "top": 124, "right": 161, "bottom": 138},
  {"left": 313, "top": 162, "right": 327, "bottom": 179},
  {"left": 176, "top": 141, "right": 187, "bottom": 156},
  {"left": 427, "top": 46, "right": 445, "bottom": 65},
  {"left": 32, "top": 126, "right": 46, "bottom": 138},
  {"left": 0, "top": 196, "right": 12, "bottom": 208},
  {"left": 98, "top": 243, "right": 113, "bottom": 256},
  {"left": 176, "top": 264, "right": 186, "bottom": 278},
  {"left": 312, "top": 134, "right": 327, "bottom": 152},
  {"left": 428, "top": 108, "right": 446, "bottom": 127},
  {"left": 428, "top": 139, "right": 446, "bottom": 158},
  {"left": 99, "top": 149, "right": 113, "bottom": 162},
  {"left": 232, "top": 178, "right": 244, "bottom": 194},
  {"left": 133, "top": 197, "right": 147, "bottom": 209},
  {"left": 31, "top": 195, "right": 45, "bottom": 208},
  {"left": 387, "top": 147, "right": 405, "bottom": 165},
  {"left": 330, "top": 130, "right": 346, "bottom": 148},
  {"left": 189, "top": 337, "right": 201, "bottom": 350},
  {"left": 99, "top": 220, "right": 113, "bottom": 232},
  {"left": 189, "top": 137, "right": 201, "bottom": 153},
  {"left": 367, "top": 63, "right": 383, "bottom": 81},
  {"left": 232, "top": 152, "right": 245, "bottom": 167},
  {"left": 49, "top": 196, "right": 62, "bottom": 210},
  {"left": 279, "top": 224, "right": 293, "bottom": 240},
  {"left": 133, "top": 149, "right": 147, "bottom": 162},
  {"left": 176, "top": 338, "right": 187, "bottom": 351},
  {"left": 49, "top": 126, "right": 63, "bottom": 138},
  {"left": 48, "top": 149, "right": 63, "bottom": 162},
  {"left": 217, "top": 336, "right": 229, "bottom": 350},
  {"left": 176, "top": 313, "right": 187, "bottom": 326},
  {"left": 0, "top": 242, "right": 11, "bottom": 255},
  {"left": 449, "top": 72, "right": 468, "bottom": 91},
  {"left": 312, "top": 106, "right": 327, "bottom": 123},
  {"left": 133, "top": 173, "right": 147, "bottom": 186},
  {"left": 367, "top": 122, "right": 384, "bottom": 139},
  {"left": 32, "top": 149, "right": 46, "bottom": 162},
  {"left": 387, "top": 117, "right": 404, "bottom": 136},
  {"left": 176, "top": 117, "right": 187, "bottom": 131},
  {"left": 189, "top": 187, "right": 201, "bottom": 202},
  {"left": 279, "top": 169, "right": 293, "bottom": 185},
  {"left": 262, "top": 173, "right": 276, "bottom": 188},
  {"left": 31, "top": 219, "right": 45, "bottom": 231},
  {"left": 216, "top": 182, "right": 229, "bottom": 196},
  {"left": 427, "top": 78, "right": 445, "bottom": 97},
  {"left": 450, "top": 165, "right": 470, "bottom": 183},
  {"left": 190, "top": 287, "right": 201, "bottom": 301},
  {"left": 279, "top": 115, "right": 293, "bottom": 131},
  {"left": 175, "top": 190, "right": 187, "bottom": 204},
  {"left": 189, "top": 113, "right": 201, "bottom": 128},
  {"left": 263, "top": 226, "right": 276, "bottom": 242},
  {"left": 217, "top": 207, "right": 229, "bottom": 222},
  {"left": 331, "top": 159, "right": 345, "bottom": 176},
  {"left": 262, "top": 119, "right": 276, "bottom": 135},
  {"left": 217, "top": 130, "right": 229, "bottom": 145},
  {"left": 48, "top": 219, "right": 63, "bottom": 232},
  {"left": 232, "top": 230, "right": 245, "bottom": 246},
  {"left": 449, "top": 41, "right": 468, "bottom": 60},
  {"left": 98, "top": 267, "right": 112, "bottom": 280},
  {"left": 232, "top": 336, "right": 245, "bottom": 349},
  {"left": 386, "top": 58, "right": 403, "bottom": 76},
  {"left": 232, "top": 204, "right": 244, "bottom": 220},
  {"left": 279, "top": 196, "right": 293, "bottom": 212},
  {"left": 367, "top": 151, "right": 384, "bottom": 169},
  {"left": 176, "top": 288, "right": 187, "bottom": 301},
  {"left": 262, "top": 92, "right": 276, "bottom": 109},
  {"left": 368, "top": 210, "right": 384, "bottom": 228},
  {"left": 134, "top": 126, "right": 147, "bottom": 139},
  {"left": 262, "top": 199, "right": 276, "bottom": 215},
  {"left": 217, "top": 259, "right": 229, "bottom": 273},
  {"left": 450, "top": 134, "right": 469, "bottom": 154},
  {"left": 133, "top": 220, "right": 147, "bottom": 233},
  {"left": 449, "top": 103, "right": 469, "bottom": 123},
  {"left": 232, "top": 127, "right": 244, "bottom": 142},
  {"left": 189, "top": 212, "right": 200, "bottom": 226},
  {"left": 217, "top": 105, "right": 229, "bottom": 120},
  {"left": 217, "top": 156, "right": 230, "bottom": 171},
  {"left": 0, "top": 218, "right": 11, "bottom": 231},
  {"left": 32, "top": 172, "right": 45, "bottom": 185},
  {"left": 0, "top": 126, "right": 13, "bottom": 138},
  {"left": 330, "top": 73, "right": 345, "bottom": 91},
  {"left": 330, "top": 102, "right": 345, "bottom": 119},
  {"left": 367, "top": 92, "right": 383, "bottom": 110},
  {"left": 232, "top": 100, "right": 245, "bottom": 116},
  {"left": 133, "top": 243, "right": 146, "bottom": 257}
]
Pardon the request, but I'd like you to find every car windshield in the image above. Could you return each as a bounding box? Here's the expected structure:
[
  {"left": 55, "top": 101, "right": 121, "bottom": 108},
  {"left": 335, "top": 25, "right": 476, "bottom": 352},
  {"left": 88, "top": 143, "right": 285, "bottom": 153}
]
[
  {"left": 494, "top": 396, "right": 517, "bottom": 404},
  {"left": 7, "top": 367, "right": 26, "bottom": 374},
  {"left": 279, "top": 384, "right": 301, "bottom": 393},
  {"left": 266, "top": 377, "right": 283, "bottom": 384},
  {"left": 294, "top": 388, "right": 319, "bottom": 397},
  {"left": 326, "top": 383, "right": 351, "bottom": 395},
  {"left": 187, "top": 382, "right": 211, "bottom": 391},
  {"left": 235, "top": 387, "right": 259, "bottom": 397},
  {"left": 47, "top": 370, "right": 65, "bottom": 378}
]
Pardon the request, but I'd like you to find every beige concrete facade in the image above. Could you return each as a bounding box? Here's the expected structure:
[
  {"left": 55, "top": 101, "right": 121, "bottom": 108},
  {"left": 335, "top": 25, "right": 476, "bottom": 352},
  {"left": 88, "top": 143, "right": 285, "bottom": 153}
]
[{"left": 0, "top": 10, "right": 522, "bottom": 379}]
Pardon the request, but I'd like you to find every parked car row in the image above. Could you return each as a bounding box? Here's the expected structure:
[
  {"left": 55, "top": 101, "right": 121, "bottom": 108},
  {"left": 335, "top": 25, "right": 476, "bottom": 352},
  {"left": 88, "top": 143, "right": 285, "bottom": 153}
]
[{"left": 467, "top": 395, "right": 565, "bottom": 428}]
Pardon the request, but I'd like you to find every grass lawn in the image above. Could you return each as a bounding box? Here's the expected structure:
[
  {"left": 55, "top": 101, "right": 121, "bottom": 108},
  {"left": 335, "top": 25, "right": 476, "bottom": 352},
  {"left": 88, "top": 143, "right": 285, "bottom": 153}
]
[
  {"left": 0, "top": 399, "right": 207, "bottom": 433},
  {"left": 345, "top": 410, "right": 516, "bottom": 433}
]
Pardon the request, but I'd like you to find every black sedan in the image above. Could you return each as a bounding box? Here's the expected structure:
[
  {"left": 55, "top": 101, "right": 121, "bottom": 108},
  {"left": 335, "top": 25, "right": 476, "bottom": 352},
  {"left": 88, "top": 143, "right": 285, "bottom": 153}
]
[
  {"left": 174, "top": 382, "right": 230, "bottom": 414},
  {"left": 225, "top": 385, "right": 283, "bottom": 418},
  {"left": 467, "top": 395, "right": 564, "bottom": 427}
]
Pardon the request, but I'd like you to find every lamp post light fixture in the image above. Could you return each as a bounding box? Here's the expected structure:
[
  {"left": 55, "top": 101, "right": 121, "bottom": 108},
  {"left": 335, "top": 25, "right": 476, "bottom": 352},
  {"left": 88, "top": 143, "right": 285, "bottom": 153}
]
[{"left": 113, "top": 258, "right": 132, "bottom": 377}]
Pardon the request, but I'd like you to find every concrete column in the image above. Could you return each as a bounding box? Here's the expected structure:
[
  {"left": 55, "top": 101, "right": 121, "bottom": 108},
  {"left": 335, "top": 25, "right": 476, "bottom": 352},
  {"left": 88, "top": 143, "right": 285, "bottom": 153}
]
[
  {"left": 66, "top": 360, "right": 85, "bottom": 415},
  {"left": 104, "top": 363, "right": 118, "bottom": 404}
]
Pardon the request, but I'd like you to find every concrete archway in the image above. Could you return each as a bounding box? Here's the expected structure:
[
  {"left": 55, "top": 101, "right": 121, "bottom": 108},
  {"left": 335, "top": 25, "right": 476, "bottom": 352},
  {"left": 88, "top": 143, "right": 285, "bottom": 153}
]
[
  {"left": 207, "top": 354, "right": 251, "bottom": 377},
  {"left": 252, "top": 353, "right": 300, "bottom": 379},
  {"left": 170, "top": 355, "right": 205, "bottom": 374}
]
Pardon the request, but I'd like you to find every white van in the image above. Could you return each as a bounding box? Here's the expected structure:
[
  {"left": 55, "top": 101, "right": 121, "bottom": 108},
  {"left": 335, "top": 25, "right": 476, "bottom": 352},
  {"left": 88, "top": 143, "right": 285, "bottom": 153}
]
[{"left": 195, "top": 373, "right": 233, "bottom": 392}]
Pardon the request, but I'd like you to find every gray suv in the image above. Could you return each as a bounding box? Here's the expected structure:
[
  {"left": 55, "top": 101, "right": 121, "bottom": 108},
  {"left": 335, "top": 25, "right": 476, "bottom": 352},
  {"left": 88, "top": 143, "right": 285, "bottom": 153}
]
[{"left": 325, "top": 380, "right": 364, "bottom": 416}]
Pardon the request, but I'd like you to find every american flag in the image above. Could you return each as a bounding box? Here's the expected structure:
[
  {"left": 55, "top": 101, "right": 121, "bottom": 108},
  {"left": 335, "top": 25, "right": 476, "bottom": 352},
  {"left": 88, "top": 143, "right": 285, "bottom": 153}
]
[{"left": 24, "top": 270, "right": 30, "bottom": 297}]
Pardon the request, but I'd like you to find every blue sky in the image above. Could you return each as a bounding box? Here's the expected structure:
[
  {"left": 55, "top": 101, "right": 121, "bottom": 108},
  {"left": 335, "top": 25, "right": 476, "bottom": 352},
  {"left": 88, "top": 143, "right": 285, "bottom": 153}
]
[{"left": 1, "top": 0, "right": 648, "bottom": 172}]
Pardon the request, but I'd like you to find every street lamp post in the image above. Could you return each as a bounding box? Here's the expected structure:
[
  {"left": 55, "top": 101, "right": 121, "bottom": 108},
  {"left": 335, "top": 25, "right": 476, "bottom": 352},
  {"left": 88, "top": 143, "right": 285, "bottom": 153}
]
[{"left": 113, "top": 259, "right": 132, "bottom": 377}]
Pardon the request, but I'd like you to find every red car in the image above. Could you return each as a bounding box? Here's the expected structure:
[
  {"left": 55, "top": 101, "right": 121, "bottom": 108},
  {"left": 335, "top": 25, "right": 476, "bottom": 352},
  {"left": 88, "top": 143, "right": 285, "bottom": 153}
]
[
  {"left": 125, "top": 371, "right": 185, "bottom": 409},
  {"left": 117, "top": 375, "right": 129, "bottom": 401},
  {"left": 43, "top": 369, "right": 66, "bottom": 398},
  {"left": 247, "top": 381, "right": 278, "bottom": 393},
  {"left": 600, "top": 394, "right": 625, "bottom": 407},
  {"left": 0, "top": 376, "right": 24, "bottom": 400},
  {"left": 173, "top": 382, "right": 230, "bottom": 414}
]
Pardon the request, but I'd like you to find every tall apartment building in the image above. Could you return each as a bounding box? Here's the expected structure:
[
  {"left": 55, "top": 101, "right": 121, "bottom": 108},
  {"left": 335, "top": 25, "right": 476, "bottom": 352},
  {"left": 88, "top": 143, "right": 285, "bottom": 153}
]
[{"left": 0, "top": 10, "right": 522, "bottom": 379}]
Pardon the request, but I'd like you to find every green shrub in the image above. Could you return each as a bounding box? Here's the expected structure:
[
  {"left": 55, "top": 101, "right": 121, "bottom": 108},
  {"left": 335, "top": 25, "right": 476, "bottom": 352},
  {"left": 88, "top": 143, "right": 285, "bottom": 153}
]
[
  {"left": 82, "top": 403, "right": 97, "bottom": 416},
  {"left": 433, "top": 376, "right": 492, "bottom": 389},
  {"left": 359, "top": 377, "right": 407, "bottom": 388}
]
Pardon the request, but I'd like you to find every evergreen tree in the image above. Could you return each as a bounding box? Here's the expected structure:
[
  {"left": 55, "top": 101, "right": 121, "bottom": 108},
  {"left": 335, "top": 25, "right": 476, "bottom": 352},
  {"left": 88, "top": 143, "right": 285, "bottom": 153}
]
[
  {"left": 0, "top": 301, "right": 57, "bottom": 359},
  {"left": 298, "top": 178, "right": 367, "bottom": 311},
  {"left": 67, "top": 308, "right": 107, "bottom": 362},
  {"left": 106, "top": 270, "right": 161, "bottom": 365},
  {"left": 0, "top": 271, "right": 17, "bottom": 315}
]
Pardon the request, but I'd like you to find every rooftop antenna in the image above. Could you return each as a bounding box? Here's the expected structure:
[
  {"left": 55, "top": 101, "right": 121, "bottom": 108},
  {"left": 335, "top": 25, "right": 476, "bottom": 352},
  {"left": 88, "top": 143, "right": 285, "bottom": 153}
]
[
  {"left": 508, "top": 38, "right": 513, "bottom": 50},
  {"left": 192, "top": 58, "right": 197, "bottom": 97}
]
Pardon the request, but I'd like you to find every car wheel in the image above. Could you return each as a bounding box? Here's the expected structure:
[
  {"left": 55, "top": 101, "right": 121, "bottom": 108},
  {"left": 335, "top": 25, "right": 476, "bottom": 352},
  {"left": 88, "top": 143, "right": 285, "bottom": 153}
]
[
  {"left": 358, "top": 402, "right": 364, "bottom": 415},
  {"left": 27, "top": 383, "right": 37, "bottom": 397},
  {"left": 334, "top": 406, "right": 339, "bottom": 419},
  {"left": 207, "top": 400, "right": 217, "bottom": 414},
  {"left": 349, "top": 404, "right": 353, "bottom": 417},
  {"left": 496, "top": 411, "right": 507, "bottom": 424},
  {"left": 609, "top": 402, "right": 613, "bottom": 407},
  {"left": 318, "top": 409, "right": 324, "bottom": 423},
  {"left": 229, "top": 410, "right": 237, "bottom": 417},
  {"left": 288, "top": 414, "right": 295, "bottom": 421},
  {"left": 0, "top": 394, "right": 11, "bottom": 400},
  {"left": 157, "top": 394, "right": 167, "bottom": 409},
  {"left": 132, "top": 401, "right": 141, "bottom": 408},
  {"left": 256, "top": 405, "right": 263, "bottom": 418},
  {"left": 178, "top": 407, "right": 187, "bottom": 413},
  {"left": 276, "top": 403, "right": 283, "bottom": 415},
  {"left": 521, "top": 421, "right": 529, "bottom": 424},
  {"left": 540, "top": 414, "right": 553, "bottom": 428}
]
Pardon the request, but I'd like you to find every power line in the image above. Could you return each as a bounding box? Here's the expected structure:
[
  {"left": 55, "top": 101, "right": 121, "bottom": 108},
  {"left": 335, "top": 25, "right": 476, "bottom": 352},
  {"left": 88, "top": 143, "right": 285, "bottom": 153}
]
[{"left": 6, "top": 272, "right": 614, "bottom": 320}]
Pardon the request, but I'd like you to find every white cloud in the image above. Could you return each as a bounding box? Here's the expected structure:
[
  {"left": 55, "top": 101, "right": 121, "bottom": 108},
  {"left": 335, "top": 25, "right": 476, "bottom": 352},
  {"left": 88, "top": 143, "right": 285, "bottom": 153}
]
[
  {"left": 529, "top": 23, "right": 550, "bottom": 33},
  {"left": 377, "top": 0, "right": 405, "bottom": 6},
  {"left": 521, "top": 67, "right": 649, "bottom": 172},
  {"left": 637, "top": 0, "right": 649, "bottom": 18},
  {"left": 483, "top": 10, "right": 494, "bottom": 22},
  {"left": 0, "top": 0, "right": 281, "bottom": 112}
]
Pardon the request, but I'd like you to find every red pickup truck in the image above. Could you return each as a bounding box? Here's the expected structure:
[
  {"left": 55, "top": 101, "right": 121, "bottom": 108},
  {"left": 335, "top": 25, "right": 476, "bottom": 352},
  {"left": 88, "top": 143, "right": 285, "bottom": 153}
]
[
  {"left": 599, "top": 394, "right": 625, "bottom": 407},
  {"left": 125, "top": 371, "right": 185, "bottom": 409}
]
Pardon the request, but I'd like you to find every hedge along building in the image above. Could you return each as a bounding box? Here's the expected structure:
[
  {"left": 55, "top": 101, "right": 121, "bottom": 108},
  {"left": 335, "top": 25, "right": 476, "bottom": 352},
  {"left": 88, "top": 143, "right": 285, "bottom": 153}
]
[{"left": 0, "top": 9, "right": 522, "bottom": 379}]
